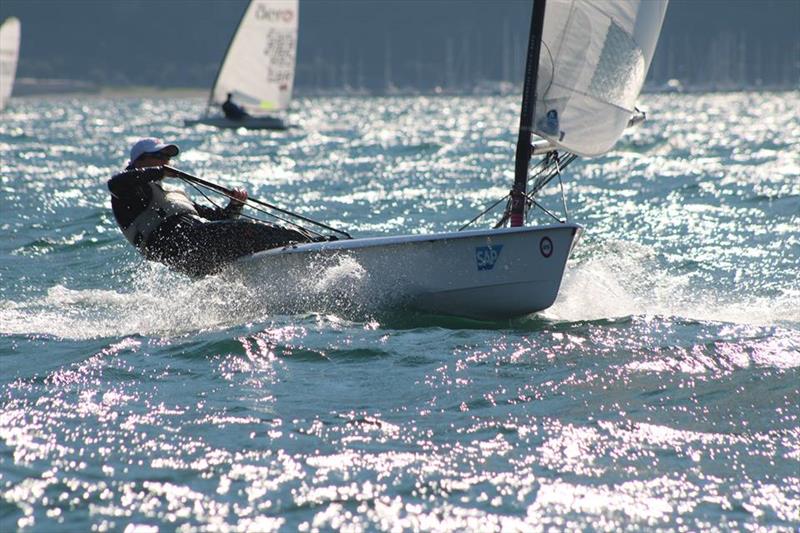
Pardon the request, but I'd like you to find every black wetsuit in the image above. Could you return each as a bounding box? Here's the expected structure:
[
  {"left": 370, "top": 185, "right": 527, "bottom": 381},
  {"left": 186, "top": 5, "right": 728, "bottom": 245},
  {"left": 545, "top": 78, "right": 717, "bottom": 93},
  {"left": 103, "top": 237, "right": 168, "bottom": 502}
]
[
  {"left": 222, "top": 99, "right": 249, "bottom": 121},
  {"left": 108, "top": 166, "right": 308, "bottom": 276}
]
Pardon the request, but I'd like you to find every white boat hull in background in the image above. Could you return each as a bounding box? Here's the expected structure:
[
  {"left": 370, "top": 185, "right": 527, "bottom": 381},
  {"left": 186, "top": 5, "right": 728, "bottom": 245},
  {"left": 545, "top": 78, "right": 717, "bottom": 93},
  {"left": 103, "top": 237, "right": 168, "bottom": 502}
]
[
  {"left": 184, "top": 116, "right": 288, "bottom": 130},
  {"left": 232, "top": 224, "right": 581, "bottom": 319}
]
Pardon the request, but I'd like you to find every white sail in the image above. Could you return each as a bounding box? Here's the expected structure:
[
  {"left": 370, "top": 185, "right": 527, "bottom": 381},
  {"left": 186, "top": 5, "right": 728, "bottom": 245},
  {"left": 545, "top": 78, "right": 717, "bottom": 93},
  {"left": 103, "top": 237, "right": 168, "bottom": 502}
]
[
  {"left": 210, "top": 0, "right": 298, "bottom": 114},
  {"left": 533, "top": 0, "right": 668, "bottom": 157},
  {"left": 0, "top": 17, "right": 21, "bottom": 111}
]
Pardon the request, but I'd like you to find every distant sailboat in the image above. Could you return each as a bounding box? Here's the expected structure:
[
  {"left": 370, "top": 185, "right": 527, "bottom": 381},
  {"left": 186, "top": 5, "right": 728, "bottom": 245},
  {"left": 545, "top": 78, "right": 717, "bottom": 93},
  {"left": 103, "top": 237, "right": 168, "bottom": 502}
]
[
  {"left": 225, "top": 0, "right": 669, "bottom": 319},
  {"left": 185, "top": 0, "right": 298, "bottom": 130},
  {"left": 0, "top": 17, "right": 21, "bottom": 111}
]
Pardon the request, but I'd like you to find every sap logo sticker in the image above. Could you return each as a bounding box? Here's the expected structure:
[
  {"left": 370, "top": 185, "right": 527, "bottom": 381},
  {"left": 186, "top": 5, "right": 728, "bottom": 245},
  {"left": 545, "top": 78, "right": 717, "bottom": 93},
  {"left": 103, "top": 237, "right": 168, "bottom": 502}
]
[{"left": 476, "top": 245, "right": 503, "bottom": 271}]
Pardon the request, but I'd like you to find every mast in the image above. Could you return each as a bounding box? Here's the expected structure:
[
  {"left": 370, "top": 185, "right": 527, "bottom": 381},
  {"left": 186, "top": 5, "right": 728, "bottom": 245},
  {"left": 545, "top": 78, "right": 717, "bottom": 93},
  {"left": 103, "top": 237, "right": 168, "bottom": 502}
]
[{"left": 510, "top": 0, "right": 547, "bottom": 227}]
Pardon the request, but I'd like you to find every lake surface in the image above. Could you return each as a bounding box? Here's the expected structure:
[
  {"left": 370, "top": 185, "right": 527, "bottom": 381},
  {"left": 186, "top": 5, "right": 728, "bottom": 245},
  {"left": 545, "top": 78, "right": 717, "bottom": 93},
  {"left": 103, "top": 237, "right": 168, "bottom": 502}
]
[{"left": 1, "top": 92, "right": 799, "bottom": 531}]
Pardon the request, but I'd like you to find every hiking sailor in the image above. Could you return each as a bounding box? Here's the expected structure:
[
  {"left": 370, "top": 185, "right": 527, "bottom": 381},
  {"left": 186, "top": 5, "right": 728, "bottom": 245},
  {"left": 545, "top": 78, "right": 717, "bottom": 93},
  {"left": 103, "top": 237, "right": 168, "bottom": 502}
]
[
  {"left": 222, "top": 92, "right": 250, "bottom": 121},
  {"left": 107, "top": 137, "right": 308, "bottom": 276}
]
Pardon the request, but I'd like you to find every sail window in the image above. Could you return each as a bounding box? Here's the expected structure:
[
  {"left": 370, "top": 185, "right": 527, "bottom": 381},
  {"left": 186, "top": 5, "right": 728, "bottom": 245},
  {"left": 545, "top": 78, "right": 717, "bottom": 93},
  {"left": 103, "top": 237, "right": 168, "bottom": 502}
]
[{"left": 589, "top": 20, "right": 645, "bottom": 111}]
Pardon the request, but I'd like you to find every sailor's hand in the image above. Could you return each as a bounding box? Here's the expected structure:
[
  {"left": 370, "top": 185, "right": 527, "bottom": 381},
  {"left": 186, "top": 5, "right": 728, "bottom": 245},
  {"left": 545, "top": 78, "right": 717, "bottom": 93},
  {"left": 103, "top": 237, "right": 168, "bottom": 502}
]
[
  {"left": 223, "top": 188, "right": 247, "bottom": 219},
  {"left": 229, "top": 188, "right": 247, "bottom": 206},
  {"left": 162, "top": 166, "right": 180, "bottom": 178}
]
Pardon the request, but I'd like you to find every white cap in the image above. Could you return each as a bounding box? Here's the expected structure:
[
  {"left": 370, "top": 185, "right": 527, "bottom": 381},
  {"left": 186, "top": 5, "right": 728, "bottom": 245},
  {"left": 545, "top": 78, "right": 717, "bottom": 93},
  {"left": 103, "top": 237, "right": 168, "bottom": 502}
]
[{"left": 129, "top": 137, "right": 180, "bottom": 164}]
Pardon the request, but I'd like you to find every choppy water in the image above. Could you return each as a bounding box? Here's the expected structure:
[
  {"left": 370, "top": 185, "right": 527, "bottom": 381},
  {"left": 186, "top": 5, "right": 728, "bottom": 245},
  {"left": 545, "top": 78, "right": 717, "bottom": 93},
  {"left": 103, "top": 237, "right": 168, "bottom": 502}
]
[{"left": 1, "top": 92, "right": 799, "bottom": 531}]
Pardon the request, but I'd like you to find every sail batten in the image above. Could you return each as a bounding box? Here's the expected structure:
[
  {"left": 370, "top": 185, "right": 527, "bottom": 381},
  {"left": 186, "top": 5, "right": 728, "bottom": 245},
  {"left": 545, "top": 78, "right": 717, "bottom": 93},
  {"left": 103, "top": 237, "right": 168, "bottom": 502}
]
[
  {"left": 532, "top": 0, "right": 668, "bottom": 157},
  {"left": 210, "top": 0, "right": 298, "bottom": 115}
]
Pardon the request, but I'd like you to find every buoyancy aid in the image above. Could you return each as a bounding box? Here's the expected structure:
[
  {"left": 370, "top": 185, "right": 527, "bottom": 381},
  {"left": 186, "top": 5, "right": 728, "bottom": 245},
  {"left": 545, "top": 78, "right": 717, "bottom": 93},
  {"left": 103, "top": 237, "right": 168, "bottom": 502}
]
[{"left": 121, "top": 181, "right": 198, "bottom": 247}]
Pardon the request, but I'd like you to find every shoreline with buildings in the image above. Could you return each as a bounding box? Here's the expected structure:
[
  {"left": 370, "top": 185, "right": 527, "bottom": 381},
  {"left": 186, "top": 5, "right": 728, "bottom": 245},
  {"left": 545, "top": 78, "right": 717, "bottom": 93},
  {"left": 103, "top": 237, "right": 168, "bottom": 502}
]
[{"left": 10, "top": 77, "right": 799, "bottom": 100}]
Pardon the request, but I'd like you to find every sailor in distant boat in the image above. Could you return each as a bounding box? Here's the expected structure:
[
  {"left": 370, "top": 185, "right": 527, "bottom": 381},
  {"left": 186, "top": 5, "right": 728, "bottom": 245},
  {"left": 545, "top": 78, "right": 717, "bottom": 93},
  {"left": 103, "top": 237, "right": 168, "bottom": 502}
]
[
  {"left": 222, "top": 93, "right": 250, "bottom": 121},
  {"left": 107, "top": 137, "right": 308, "bottom": 276}
]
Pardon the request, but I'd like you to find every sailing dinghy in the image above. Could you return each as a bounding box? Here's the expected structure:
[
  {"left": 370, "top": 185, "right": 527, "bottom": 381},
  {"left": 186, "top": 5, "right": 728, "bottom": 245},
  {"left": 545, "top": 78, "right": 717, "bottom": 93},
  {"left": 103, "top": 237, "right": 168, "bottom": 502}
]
[
  {"left": 0, "top": 17, "right": 21, "bottom": 111},
  {"left": 200, "top": 0, "right": 668, "bottom": 319},
  {"left": 185, "top": 0, "right": 298, "bottom": 130}
]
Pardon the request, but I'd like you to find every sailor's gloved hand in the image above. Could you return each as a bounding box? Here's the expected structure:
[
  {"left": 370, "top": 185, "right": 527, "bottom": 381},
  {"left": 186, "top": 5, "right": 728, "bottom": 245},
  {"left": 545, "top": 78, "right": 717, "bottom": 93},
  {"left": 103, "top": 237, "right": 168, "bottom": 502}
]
[
  {"left": 229, "top": 188, "right": 247, "bottom": 205},
  {"left": 162, "top": 166, "right": 180, "bottom": 178},
  {"left": 224, "top": 188, "right": 247, "bottom": 218}
]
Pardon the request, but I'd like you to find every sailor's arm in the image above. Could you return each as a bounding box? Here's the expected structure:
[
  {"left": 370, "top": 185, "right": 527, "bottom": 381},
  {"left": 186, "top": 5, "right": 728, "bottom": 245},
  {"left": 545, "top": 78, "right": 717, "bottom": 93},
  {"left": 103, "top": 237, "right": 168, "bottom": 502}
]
[
  {"left": 107, "top": 166, "right": 166, "bottom": 196},
  {"left": 194, "top": 188, "right": 248, "bottom": 220}
]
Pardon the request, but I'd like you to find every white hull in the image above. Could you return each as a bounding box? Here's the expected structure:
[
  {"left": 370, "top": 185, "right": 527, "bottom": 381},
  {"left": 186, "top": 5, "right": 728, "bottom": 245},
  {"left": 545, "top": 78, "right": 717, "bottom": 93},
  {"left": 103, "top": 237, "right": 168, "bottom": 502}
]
[
  {"left": 232, "top": 223, "right": 581, "bottom": 319},
  {"left": 184, "top": 116, "right": 288, "bottom": 130}
]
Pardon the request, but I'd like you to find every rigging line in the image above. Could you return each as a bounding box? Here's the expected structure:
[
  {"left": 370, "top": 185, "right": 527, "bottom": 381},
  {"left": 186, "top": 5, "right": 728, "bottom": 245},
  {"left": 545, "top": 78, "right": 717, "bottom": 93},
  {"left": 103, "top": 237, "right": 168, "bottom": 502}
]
[
  {"left": 522, "top": 152, "right": 577, "bottom": 223},
  {"left": 458, "top": 193, "right": 510, "bottom": 231},
  {"left": 459, "top": 154, "right": 554, "bottom": 231},
  {"left": 493, "top": 205, "right": 511, "bottom": 229},
  {"left": 529, "top": 152, "right": 576, "bottom": 198},
  {"left": 181, "top": 179, "right": 323, "bottom": 239},
  {"left": 183, "top": 178, "right": 278, "bottom": 225},
  {"left": 485, "top": 155, "right": 556, "bottom": 230},
  {"left": 530, "top": 197, "right": 563, "bottom": 223},
  {"left": 528, "top": 152, "right": 557, "bottom": 195},
  {"left": 554, "top": 153, "right": 570, "bottom": 220},
  {"left": 184, "top": 179, "right": 322, "bottom": 239},
  {"left": 534, "top": 151, "right": 556, "bottom": 185},
  {"left": 438, "top": 145, "right": 571, "bottom": 232},
  {"left": 168, "top": 166, "right": 351, "bottom": 238},
  {"left": 529, "top": 154, "right": 553, "bottom": 177}
]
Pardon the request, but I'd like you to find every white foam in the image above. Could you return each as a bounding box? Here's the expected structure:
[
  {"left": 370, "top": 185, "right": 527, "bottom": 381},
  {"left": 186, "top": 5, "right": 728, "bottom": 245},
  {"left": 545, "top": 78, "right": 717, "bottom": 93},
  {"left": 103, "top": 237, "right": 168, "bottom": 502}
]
[
  {"left": 0, "top": 255, "right": 389, "bottom": 340},
  {"left": 229, "top": 253, "right": 403, "bottom": 319},
  {"left": 0, "top": 273, "right": 247, "bottom": 340},
  {"left": 544, "top": 242, "right": 800, "bottom": 328},
  {"left": 2, "top": 240, "right": 797, "bottom": 340}
]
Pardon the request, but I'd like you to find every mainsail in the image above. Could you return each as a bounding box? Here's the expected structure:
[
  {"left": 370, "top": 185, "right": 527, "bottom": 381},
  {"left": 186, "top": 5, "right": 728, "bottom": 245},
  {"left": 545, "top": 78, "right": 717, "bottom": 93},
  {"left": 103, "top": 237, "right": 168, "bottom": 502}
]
[
  {"left": 209, "top": 0, "right": 298, "bottom": 114},
  {"left": 532, "top": 0, "right": 668, "bottom": 157},
  {"left": 0, "top": 17, "right": 21, "bottom": 111}
]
